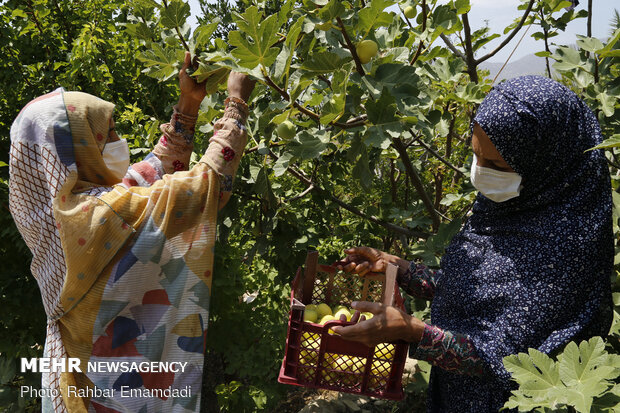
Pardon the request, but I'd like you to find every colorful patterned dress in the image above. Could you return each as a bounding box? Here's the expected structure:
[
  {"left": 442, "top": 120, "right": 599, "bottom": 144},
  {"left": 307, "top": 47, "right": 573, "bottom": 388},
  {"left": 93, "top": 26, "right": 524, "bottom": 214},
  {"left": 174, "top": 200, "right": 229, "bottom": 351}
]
[{"left": 9, "top": 88, "right": 247, "bottom": 412}]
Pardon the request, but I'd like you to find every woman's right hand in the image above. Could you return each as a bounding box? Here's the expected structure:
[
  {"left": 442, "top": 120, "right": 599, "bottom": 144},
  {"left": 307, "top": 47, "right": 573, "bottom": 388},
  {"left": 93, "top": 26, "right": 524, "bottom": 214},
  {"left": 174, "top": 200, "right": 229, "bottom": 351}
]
[{"left": 227, "top": 72, "right": 256, "bottom": 103}]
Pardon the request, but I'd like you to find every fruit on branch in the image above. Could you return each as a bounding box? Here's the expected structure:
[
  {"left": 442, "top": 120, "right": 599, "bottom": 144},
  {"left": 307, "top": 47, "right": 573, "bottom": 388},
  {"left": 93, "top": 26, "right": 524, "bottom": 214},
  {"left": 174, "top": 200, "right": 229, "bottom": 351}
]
[
  {"left": 276, "top": 120, "right": 297, "bottom": 139},
  {"left": 404, "top": 6, "right": 416, "bottom": 19},
  {"left": 356, "top": 40, "right": 378, "bottom": 64}
]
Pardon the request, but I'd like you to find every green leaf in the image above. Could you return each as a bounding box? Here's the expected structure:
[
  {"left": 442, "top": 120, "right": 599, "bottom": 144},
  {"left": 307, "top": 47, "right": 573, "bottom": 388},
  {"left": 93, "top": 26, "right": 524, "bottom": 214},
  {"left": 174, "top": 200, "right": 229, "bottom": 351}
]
[
  {"left": 253, "top": 167, "right": 277, "bottom": 207},
  {"left": 288, "top": 130, "right": 328, "bottom": 160},
  {"left": 576, "top": 35, "right": 604, "bottom": 53},
  {"left": 558, "top": 337, "right": 616, "bottom": 390},
  {"left": 586, "top": 134, "right": 620, "bottom": 151},
  {"left": 274, "top": 16, "right": 305, "bottom": 82},
  {"left": 193, "top": 21, "right": 219, "bottom": 51},
  {"left": 454, "top": 0, "right": 471, "bottom": 15},
  {"left": 503, "top": 349, "right": 561, "bottom": 391},
  {"left": 277, "top": 0, "right": 295, "bottom": 26},
  {"left": 597, "top": 92, "right": 616, "bottom": 117},
  {"left": 366, "top": 89, "right": 396, "bottom": 124},
  {"left": 597, "top": 28, "right": 620, "bottom": 57},
  {"left": 432, "top": 4, "right": 460, "bottom": 35},
  {"left": 11, "top": 9, "right": 28, "bottom": 19},
  {"left": 552, "top": 46, "right": 585, "bottom": 71},
  {"left": 358, "top": 0, "right": 395, "bottom": 36},
  {"left": 352, "top": 148, "right": 373, "bottom": 189},
  {"left": 204, "top": 67, "right": 231, "bottom": 94},
  {"left": 138, "top": 44, "right": 182, "bottom": 81},
  {"left": 364, "top": 122, "right": 403, "bottom": 149},
  {"left": 318, "top": 0, "right": 345, "bottom": 22},
  {"left": 273, "top": 152, "right": 293, "bottom": 177},
  {"left": 535, "top": 51, "right": 552, "bottom": 58},
  {"left": 229, "top": 6, "right": 281, "bottom": 69},
  {"left": 320, "top": 93, "right": 346, "bottom": 124},
  {"left": 0, "top": 161, "right": 8, "bottom": 168},
  {"left": 301, "top": 52, "right": 350, "bottom": 73},
  {"left": 125, "top": 22, "right": 154, "bottom": 41},
  {"left": 160, "top": 0, "right": 190, "bottom": 29},
  {"left": 551, "top": 0, "right": 572, "bottom": 13},
  {"left": 600, "top": 49, "right": 620, "bottom": 58}
]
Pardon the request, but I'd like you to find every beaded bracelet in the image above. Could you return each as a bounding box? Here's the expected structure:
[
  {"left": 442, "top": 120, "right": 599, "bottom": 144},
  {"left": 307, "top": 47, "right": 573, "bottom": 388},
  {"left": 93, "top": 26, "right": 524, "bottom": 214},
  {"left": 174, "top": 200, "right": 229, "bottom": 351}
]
[
  {"left": 224, "top": 96, "right": 248, "bottom": 110},
  {"left": 224, "top": 97, "right": 249, "bottom": 116}
]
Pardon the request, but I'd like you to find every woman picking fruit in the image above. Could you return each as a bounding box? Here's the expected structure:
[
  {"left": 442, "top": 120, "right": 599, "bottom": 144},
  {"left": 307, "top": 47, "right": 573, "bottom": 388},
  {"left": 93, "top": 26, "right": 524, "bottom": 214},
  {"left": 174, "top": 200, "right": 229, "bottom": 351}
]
[
  {"left": 9, "top": 52, "right": 254, "bottom": 412},
  {"left": 333, "top": 76, "right": 613, "bottom": 412}
]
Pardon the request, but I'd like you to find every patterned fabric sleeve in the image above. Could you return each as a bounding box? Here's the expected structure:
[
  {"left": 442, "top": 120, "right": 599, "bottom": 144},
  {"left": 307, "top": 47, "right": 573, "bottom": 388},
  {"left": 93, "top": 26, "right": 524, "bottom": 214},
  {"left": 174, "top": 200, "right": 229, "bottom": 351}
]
[
  {"left": 121, "top": 105, "right": 196, "bottom": 188},
  {"left": 153, "top": 105, "right": 197, "bottom": 174},
  {"left": 199, "top": 102, "right": 248, "bottom": 205},
  {"left": 122, "top": 102, "right": 249, "bottom": 193},
  {"left": 397, "top": 261, "right": 437, "bottom": 300},
  {"left": 411, "top": 324, "right": 485, "bottom": 376}
]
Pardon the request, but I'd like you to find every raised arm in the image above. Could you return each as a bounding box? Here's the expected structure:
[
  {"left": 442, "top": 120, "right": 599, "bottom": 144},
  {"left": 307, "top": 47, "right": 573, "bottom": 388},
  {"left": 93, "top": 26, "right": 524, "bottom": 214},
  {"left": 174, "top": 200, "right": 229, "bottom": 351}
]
[{"left": 122, "top": 52, "right": 208, "bottom": 187}]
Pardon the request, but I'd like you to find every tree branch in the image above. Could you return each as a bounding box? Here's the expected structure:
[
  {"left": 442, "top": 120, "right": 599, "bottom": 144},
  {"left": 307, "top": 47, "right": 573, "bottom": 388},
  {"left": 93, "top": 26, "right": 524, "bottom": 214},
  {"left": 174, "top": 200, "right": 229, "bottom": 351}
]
[
  {"left": 409, "top": 129, "right": 464, "bottom": 176},
  {"left": 245, "top": 142, "right": 285, "bottom": 154},
  {"left": 439, "top": 33, "right": 466, "bottom": 60},
  {"left": 261, "top": 70, "right": 366, "bottom": 129},
  {"left": 269, "top": 151, "right": 427, "bottom": 238},
  {"left": 392, "top": 137, "right": 440, "bottom": 231},
  {"left": 161, "top": 0, "right": 191, "bottom": 52},
  {"left": 475, "top": 0, "right": 536, "bottom": 65},
  {"left": 286, "top": 184, "right": 315, "bottom": 202},
  {"left": 462, "top": 13, "right": 479, "bottom": 83},
  {"left": 336, "top": 17, "right": 365, "bottom": 77}
]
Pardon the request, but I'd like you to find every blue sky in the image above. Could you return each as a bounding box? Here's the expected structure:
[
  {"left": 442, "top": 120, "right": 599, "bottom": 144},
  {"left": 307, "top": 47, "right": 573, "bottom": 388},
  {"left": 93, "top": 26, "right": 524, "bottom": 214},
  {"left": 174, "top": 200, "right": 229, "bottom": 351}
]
[
  {"left": 187, "top": 0, "right": 618, "bottom": 63},
  {"left": 468, "top": 0, "right": 618, "bottom": 62}
]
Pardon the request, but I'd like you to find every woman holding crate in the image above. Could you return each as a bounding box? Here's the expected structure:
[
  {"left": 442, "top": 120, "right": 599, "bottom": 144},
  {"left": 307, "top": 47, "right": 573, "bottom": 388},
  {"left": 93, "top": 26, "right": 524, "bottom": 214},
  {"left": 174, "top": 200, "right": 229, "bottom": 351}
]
[
  {"left": 333, "top": 76, "right": 613, "bottom": 412},
  {"left": 9, "top": 52, "right": 254, "bottom": 412}
]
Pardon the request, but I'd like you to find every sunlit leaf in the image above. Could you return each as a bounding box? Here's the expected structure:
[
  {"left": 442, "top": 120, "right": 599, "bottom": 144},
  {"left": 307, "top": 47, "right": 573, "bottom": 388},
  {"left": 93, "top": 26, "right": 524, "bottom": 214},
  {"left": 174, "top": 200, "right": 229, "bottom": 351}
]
[
  {"left": 160, "top": 0, "right": 190, "bottom": 29},
  {"left": 358, "top": 0, "right": 395, "bottom": 36},
  {"left": 288, "top": 130, "right": 329, "bottom": 159},
  {"left": 192, "top": 21, "right": 219, "bottom": 51},
  {"left": 229, "top": 6, "right": 281, "bottom": 69},
  {"left": 586, "top": 134, "right": 620, "bottom": 151},
  {"left": 138, "top": 44, "right": 182, "bottom": 80}
]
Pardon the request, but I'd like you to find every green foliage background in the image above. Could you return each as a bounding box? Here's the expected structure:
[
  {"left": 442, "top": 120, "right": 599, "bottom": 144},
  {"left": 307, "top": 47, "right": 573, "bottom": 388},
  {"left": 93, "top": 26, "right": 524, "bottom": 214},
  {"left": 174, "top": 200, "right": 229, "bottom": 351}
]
[{"left": 0, "top": 0, "right": 618, "bottom": 411}]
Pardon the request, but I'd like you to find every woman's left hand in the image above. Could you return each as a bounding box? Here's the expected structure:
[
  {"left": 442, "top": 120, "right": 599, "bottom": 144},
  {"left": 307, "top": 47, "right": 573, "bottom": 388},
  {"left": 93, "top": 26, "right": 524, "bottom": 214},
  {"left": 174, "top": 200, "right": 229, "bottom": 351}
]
[
  {"left": 177, "top": 52, "right": 207, "bottom": 115},
  {"left": 331, "top": 301, "right": 426, "bottom": 347}
]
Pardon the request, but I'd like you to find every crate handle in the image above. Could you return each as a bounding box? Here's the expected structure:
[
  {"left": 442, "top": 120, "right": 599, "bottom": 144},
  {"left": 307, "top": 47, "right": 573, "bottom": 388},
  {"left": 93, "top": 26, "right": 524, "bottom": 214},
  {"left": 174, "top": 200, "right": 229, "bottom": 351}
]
[{"left": 383, "top": 263, "right": 398, "bottom": 307}]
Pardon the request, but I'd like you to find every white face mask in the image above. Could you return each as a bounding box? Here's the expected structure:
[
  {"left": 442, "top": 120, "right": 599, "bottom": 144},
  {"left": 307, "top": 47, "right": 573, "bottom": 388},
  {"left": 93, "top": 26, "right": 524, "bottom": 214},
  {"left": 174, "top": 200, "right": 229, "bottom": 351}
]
[
  {"left": 102, "top": 138, "right": 130, "bottom": 181},
  {"left": 470, "top": 154, "right": 522, "bottom": 202}
]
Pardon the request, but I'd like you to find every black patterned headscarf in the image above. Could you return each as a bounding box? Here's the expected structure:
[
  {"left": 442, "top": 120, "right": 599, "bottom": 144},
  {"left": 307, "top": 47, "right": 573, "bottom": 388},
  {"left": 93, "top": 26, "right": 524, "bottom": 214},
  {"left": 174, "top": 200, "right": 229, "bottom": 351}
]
[{"left": 432, "top": 76, "right": 613, "bottom": 402}]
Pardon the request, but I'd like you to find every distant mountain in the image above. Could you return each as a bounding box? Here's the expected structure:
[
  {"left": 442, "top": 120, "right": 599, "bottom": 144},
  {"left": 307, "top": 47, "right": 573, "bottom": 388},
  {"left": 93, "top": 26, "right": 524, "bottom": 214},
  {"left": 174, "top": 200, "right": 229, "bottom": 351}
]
[{"left": 480, "top": 53, "right": 553, "bottom": 82}]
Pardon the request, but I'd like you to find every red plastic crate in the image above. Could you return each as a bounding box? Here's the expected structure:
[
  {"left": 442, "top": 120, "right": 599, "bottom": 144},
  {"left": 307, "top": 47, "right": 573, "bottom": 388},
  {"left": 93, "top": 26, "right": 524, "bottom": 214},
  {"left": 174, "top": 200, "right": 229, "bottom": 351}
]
[{"left": 278, "top": 251, "right": 409, "bottom": 400}]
